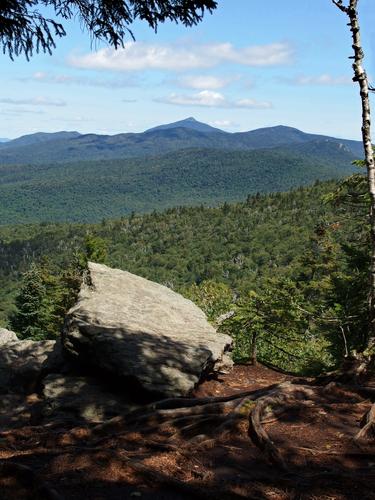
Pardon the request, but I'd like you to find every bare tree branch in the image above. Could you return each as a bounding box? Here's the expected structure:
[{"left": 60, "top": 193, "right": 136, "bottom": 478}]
[{"left": 331, "top": 0, "right": 349, "bottom": 13}]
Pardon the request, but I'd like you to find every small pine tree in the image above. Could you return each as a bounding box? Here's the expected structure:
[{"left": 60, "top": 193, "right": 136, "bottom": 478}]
[
  {"left": 10, "top": 263, "right": 50, "bottom": 340},
  {"left": 10, "top": 258, "right": 84, "bottom": 340}
]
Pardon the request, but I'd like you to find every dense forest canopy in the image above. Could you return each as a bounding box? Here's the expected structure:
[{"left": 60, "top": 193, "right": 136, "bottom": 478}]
[
  {"left": 1, "top": 176, "right": 369, "bottom": 374},
  {"left": 0, "top": 148, "right": 357, "bottom": 224}
]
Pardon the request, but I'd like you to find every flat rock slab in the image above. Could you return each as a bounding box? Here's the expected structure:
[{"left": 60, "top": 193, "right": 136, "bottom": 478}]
[{"left": 63, "top": 263, "right": 232, "bottom": 397}]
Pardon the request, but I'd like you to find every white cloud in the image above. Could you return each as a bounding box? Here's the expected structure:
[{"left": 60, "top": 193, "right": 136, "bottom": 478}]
[
  {"left": 165, "top": 90, "right": 226, "bottom": 107},
  {"left": 210, "top": 119, "right": 238, "bottom": 129},
  {"left": 283, "top": 74, "right": 352, "bottom": 86},
  {"left": 175, "top": 74, "right": 239, "bottom": 90},
  {"left": 0, "top": 97, "right": 66, "bottom": 107},
  {"left": 69, "top": 41, "right": 293, "bottom": 72},
  {"left": 157, "top": 90, "right": 272, "bottom": 109},
  {"left": 30, "top": 71, "right": 138, "bottom": 88},
  {"left": 235, "top": 98, "right": 272, "bottom": 108}
]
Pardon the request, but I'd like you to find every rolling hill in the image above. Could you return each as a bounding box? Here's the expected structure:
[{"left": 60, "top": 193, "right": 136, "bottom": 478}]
[
  {"left": 0, "top": 143, "right": 357, "bottom": 224},
  {"left": 2, "top": 131, "right": 81, "bottom": 149}
]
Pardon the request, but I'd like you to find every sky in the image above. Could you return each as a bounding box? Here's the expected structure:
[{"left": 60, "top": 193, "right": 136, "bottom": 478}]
[{"left": 0, "top": 0, "right": 374, "bottom": 140}]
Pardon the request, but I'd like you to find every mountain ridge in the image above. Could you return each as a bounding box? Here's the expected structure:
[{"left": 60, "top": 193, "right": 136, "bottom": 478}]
[{"left": 0, "top": 121, "right": 364, "bottom": 165}]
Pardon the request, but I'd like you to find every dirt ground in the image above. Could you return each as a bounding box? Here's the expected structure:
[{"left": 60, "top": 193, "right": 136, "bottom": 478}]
[{"left": 0, "top": 365, "right": 374, "bottom": 500}]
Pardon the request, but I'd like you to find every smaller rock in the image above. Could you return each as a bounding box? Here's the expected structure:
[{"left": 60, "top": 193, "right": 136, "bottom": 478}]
[
  {"left": 42, "top": 374, "right": 138, "bottom": 424},
  {"left": 0, "top": 339, "right": 65, "bottom": 394},
  {"left": 0, "top": 328, "right": 18, "bottom": 345}
]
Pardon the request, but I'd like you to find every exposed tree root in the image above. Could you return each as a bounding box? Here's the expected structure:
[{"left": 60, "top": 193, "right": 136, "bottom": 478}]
[
  {"left": 249, "top": 382, "right": 316, "bottom": 471},
  {"left": 355, "top": 403, "right": 375, "bottom": 443},
  {"left": 98, "top": 380, "right": 364, "bottom": 477},
  {"left": 91, "top": 386, "right": 276, "bottom": 443},
  {"left": 2, "top": 374, "right": 375, "bottom": 499},
  {"left": 338, "top": 384, "right": 375, "bottom": 400},
  {"left": 124, "top": 386, "right": 273, "bottom": 419},
  {"left": 117, "top": 381, "right": 320, "bottom": 474}
]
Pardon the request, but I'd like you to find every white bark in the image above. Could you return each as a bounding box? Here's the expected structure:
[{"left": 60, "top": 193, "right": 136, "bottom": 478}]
[{"left": 332, "top": 0, "right": 375, "bottom": 351}]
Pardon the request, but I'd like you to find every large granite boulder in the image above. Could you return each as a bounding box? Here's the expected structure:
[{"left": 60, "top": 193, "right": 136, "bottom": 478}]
[
  {"left": 0, "top": 338, "right": 65, "bottom": 393},
  {"left": 0, "top": 327, "right": 18, "bottom": 345},
  {"left": 63, "top": 262, "right": 232, "bottom": 397}
]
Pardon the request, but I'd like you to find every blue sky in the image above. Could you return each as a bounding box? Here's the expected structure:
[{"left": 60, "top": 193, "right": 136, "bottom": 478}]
[{"left": 0, "top": 0, "right": 374, "bottom": 140}]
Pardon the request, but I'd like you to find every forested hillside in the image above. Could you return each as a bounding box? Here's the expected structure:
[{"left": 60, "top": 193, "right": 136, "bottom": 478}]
[
  {"left": 0, "top": 146, "right": 356, "bottom": 224},
  {"left": 2, "top": 177, "right": 366, "bottom": 375}
]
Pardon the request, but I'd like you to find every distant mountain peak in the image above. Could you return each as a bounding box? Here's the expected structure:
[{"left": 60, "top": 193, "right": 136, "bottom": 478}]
[{"left": 145, "top": 117, "right": 223, "bottom": 134}]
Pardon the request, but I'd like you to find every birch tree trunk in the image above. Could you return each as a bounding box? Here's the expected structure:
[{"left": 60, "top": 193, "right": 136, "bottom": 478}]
[{"left": 332, "top": 0, "right": 375, "bottom": 357}]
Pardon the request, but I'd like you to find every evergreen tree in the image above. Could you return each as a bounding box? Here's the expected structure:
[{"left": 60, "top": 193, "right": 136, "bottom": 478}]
[{"left": 10, "top": 263, "right": 50, "bottom": 340}]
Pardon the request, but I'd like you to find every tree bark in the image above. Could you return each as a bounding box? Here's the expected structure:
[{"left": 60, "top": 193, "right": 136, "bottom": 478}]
[
  {"left": 251, "top": 331, "right": 258, "bottom": 365},
  {"left": 332, "top": 0, "right": 375, "bottom": 356}
]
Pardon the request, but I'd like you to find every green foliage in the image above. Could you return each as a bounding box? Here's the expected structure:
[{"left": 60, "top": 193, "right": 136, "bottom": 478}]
[
  {"left": 1, "top": 177, "right": 370, "bottom": 374},
  {"left": 0, "top": 147, "right": 357, "bottom": 224},
  {"left": 75, "top": 234, "right": 108, "bottom": 268},
  {"left": 84, "top": 234, "right": 107, "bottom": 263},
  {"left": 222, "top": 279, "right": 333, "bottom": 373},
  {"left": 301, "top": 173, "right": 369, "bottom": 357},
  {"left": 182, "top": 280, "right": 233, "bottom": 322},
  {"left": 0, "top": 181, "right": 339, "bottom": 330},
  {"left": 9, "top": 263, "right": 50, "bottom": 340},
  {"left": 7, "top": 232, "right": 109, "bottom": 339},
  {"left": 9, "top": 258, "right": 82, "bottom": 340}
]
